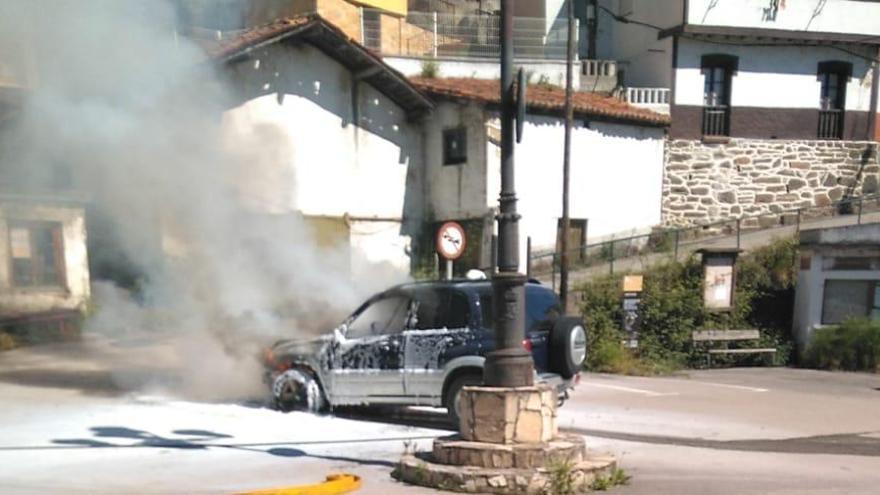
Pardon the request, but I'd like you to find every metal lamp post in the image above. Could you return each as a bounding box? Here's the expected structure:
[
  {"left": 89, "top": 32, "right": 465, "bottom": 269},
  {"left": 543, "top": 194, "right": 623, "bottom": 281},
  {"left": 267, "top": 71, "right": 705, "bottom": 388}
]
[{"left": 483, "top": 0, "right": 534, "bottom": 388}]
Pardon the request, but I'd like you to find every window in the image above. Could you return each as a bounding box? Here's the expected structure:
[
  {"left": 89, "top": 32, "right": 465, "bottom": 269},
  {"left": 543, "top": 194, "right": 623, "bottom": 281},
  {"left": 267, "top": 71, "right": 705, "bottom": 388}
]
[
  {"left": 8, "top": 222, "right": 65, "bottom": 288},
  {"left": 362, "top": 9, "right": 381, "bottom": 51},
  {"left": 346, "top": 295, "right": 410, "bottom": 338},
  {"left": 411, "top": 289, "right": 470, "bottom": 330},
  {"left": 817, "top": 61, "right": 851, "bottom": 140},
  {"left": 479, "top": 288, "right": 560, "bottom": 333},
  {"left": 821, "top": 280, "right": 879, "bottom": 325},
  {"left": 442, "top": 127, "right": 467, "bottom": 165},
  {"left": 700, "top": 54, "right": 737, "bottom": 137}
]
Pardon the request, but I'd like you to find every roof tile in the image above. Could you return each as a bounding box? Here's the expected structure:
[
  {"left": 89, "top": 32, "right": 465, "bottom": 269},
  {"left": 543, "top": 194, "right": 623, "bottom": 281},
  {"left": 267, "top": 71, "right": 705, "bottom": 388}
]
[{"left": 410, "top": 77, "right": 670, "bottom": 126}]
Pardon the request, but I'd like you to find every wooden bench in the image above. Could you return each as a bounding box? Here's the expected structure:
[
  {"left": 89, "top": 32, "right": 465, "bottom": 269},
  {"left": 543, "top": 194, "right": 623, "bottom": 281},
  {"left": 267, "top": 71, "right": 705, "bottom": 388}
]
[{"left": 692, "top": 329, "right": 777, "bottom": 367}]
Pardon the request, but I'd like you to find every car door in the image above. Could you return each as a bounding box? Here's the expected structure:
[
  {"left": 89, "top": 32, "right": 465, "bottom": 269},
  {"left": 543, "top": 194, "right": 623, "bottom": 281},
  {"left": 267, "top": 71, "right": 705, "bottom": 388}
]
[
  {"left": 331, "top": 293, "right": 409, "bottom": 402},
  {"left": 402, "top": 288, "right": 474, "bottom": 400}
]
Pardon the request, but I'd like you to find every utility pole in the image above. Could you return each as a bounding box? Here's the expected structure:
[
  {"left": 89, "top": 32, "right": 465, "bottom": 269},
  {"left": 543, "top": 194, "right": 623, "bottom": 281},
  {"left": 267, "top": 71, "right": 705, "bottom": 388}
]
[
  {"left": 559, "top": 0, "right": 576, "bottom": 313},
  {"left": 587, "top": 0, "right": 598, "bottom": 60},
  {"left": 483, "top": 0, "right": 534, "bottom": 388}
]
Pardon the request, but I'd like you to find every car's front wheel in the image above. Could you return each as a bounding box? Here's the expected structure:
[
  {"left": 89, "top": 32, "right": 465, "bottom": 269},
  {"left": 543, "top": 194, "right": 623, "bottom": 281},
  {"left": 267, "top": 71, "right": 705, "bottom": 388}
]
[
  {"left": 443, "top": 372, "right": 482, "bottom": 426},
  {"left": 272, "top": 368, "right": 326, "bottom": 413}
]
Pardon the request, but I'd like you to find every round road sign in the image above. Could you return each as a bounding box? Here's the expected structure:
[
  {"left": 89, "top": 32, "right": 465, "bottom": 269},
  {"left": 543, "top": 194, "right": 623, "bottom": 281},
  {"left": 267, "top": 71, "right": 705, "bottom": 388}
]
[{"left": 436, "top": 222, "right": 466, "bottom": 261}]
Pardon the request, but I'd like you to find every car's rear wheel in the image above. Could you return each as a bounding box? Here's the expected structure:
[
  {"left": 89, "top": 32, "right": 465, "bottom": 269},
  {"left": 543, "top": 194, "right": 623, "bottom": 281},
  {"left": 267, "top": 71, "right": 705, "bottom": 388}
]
[
  {"left": 549, "top": 317, "right": 587, "bottom": 378},
  {"left": 272, "top": 368, "right": 326, "bottom": 413},
  {"left": 443, "top": 373, "right": 481, "bottom": 426}
]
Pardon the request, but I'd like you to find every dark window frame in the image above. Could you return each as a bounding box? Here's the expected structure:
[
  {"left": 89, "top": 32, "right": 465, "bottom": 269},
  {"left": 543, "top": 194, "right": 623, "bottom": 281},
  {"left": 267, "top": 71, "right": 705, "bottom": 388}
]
[
  {"left": 442, "top": 127, "right": 468, "bottom": 166},
  {"left": 8, "top": 221, "right": 67, "bottom": 290},
  {"left": 700, "top": 54, "right": 738, "bottom": 137},
  {"left": 817, "top": 61, "right": 852, "bottom": 140},
  {"left": 820, "top": 279, "right": 878, "bottom": 325}
]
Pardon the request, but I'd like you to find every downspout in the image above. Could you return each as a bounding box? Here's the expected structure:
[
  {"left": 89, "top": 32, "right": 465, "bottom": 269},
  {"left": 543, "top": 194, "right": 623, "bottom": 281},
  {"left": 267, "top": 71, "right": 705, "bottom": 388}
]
[{"left": 869, "top": 47, "right": 879, "bottom": 142}]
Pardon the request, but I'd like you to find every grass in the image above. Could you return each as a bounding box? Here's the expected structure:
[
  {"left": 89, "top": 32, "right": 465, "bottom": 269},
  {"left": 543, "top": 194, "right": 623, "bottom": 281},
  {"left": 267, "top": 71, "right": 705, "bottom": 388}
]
[
  {"left": 591, "top": 468, "right": 631, "bottom": 491},
  {"left": 588, "top": 338, "right": 681, "bottom": 376},
  {"left": 546, "top": 458, "right": 576, "bottom": 495},
  {"left": 807, "top": 318, "right": 880, "bottom": 372}
]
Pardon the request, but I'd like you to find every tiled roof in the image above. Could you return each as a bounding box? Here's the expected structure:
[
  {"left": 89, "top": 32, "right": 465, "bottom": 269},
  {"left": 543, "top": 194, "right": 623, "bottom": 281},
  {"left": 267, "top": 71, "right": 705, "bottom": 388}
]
[
  {"left": 198, "top": 16, "right": 316, "bottom": 60},
  {"left": 410, "top": 77, "right": 670, "bottom": 126},
  {"left": 195, "top": 15, "right": 433, "bottom": 117}
]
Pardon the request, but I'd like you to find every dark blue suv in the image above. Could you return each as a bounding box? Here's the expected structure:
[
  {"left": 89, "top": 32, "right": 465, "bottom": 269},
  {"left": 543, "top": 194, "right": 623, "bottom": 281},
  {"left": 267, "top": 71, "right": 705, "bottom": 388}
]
[{"left": 264, "top": 280, "right": 587, "bottom": 422}]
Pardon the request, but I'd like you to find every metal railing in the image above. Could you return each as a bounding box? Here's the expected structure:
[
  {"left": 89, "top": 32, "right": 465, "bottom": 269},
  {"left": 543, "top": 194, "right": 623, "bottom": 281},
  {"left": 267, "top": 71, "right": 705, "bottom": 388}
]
[
  {"left": 528, "top": 193, "right": 880, "bottom": 294},
  {"left": 624, "top": 87, "right": 669, "bottom": 105},
  {"left": 581, "top": 59, "right": 617, "bottom": 77},
  {"left": 818, "top": 109, "right": 843, "bottom": 140},
  {"left": 702, "top": 105, "right": 729, "bottom": 136},
  {"left": 362, "top": 8, "right": 573, "bottom": 59}
]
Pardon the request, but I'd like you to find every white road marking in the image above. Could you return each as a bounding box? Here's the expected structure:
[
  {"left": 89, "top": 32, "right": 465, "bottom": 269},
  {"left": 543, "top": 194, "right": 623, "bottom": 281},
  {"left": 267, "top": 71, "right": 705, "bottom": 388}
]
[
  {"left": 646, "top": 378, "right": 769, "bottom": 393},
  {"left": 580, "top": 382, "right": 679, "bottom": 397}
]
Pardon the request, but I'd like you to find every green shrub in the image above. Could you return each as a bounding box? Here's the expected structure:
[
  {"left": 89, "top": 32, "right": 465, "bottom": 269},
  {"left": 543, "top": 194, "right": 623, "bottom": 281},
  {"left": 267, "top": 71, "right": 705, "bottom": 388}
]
[
  {"left": 419, "top": 60, "right": 439, "bottom": 78},
  {"left": 807, "top": 318, "right": 880, "bottom": 372},
  {"left": 579, "top": 237, "right": 799, "bottom": 371},
  {"left": 0, "top": 332, "right": 17, "bottom": 351}
]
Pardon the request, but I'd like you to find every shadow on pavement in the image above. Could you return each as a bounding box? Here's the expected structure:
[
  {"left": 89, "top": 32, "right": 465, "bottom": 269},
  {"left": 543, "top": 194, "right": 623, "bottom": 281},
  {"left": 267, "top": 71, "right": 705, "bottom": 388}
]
[{"left": 333, "top": 406, "right": 456, "bottom": 432}]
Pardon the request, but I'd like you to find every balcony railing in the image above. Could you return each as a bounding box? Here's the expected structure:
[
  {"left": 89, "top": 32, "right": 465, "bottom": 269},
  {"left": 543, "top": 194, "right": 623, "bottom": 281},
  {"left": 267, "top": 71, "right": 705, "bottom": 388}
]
[
  {"left": 622, "top": 87, "right": 670, "bottom": 113},
  {"left": 362, "top": 9, "right": 574, "bottom": 60},
  {"left": 818, "top": 109, "right": 843, "bottom": 140},
  {"left": 702, "top": 105, "right": 729, "bottom": 137}
]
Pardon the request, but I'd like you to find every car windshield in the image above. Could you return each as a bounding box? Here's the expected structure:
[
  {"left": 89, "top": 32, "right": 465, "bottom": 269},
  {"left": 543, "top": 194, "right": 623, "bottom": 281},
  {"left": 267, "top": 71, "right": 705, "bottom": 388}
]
[{"left": 346, "top": 295, "right": 410, "bottom": 339}]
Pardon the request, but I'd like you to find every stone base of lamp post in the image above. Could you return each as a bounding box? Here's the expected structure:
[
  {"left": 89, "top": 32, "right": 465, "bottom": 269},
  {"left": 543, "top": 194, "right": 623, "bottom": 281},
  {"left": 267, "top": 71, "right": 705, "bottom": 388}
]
[{"left": 393, "top": 385, "right": 618, "bottom": 494}]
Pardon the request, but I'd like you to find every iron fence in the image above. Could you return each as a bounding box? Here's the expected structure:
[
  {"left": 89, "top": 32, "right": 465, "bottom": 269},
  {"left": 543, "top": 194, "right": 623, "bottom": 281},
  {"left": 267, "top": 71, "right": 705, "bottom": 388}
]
[
  {"left": 529, "top": 193, "right": 880, "bottom": 294},
  {"left": 362, "top": 9, "right": 572, "bottom": 60},
  {"left": 702, "top": 105, "right": 729, "bottom": 136},
  {"left": 818, "top": 109, "right": 843, "bottom": 140}
]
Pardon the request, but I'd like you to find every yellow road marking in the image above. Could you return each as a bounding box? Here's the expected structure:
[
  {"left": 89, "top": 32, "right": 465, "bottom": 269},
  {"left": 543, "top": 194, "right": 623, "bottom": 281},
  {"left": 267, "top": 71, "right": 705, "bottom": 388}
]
[{"left": 234, "top": 473, "right": 361, "bottom": 495}]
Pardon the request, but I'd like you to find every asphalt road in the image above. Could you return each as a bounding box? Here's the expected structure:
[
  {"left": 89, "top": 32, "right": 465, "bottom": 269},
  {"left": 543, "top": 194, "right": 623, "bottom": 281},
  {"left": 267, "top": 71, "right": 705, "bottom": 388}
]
[{"left": 1, "top": 341, "right": 879, "bottom": 494}]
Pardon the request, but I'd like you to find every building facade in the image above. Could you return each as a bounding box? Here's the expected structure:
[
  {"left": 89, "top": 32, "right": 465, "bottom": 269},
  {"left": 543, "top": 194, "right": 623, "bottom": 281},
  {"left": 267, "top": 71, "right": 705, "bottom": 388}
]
[
  {"left": 592, "top": 0, "right": 880, "bottom": 227},
  {"left": 412, "top": 77, "right": 668, "bottom": 274}
]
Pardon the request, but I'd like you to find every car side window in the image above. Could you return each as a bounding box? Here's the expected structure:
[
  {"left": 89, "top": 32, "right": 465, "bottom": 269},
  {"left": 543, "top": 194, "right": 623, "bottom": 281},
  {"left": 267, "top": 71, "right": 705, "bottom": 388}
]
[
  {"left": 411, "top": 289, "right": 471, "bottom": 330},
  {"left": 346, "top": 295, "right": 410, "bottom": 339},
  {"left": 526, "top": 289, "right": 560, "bottom": 331}
]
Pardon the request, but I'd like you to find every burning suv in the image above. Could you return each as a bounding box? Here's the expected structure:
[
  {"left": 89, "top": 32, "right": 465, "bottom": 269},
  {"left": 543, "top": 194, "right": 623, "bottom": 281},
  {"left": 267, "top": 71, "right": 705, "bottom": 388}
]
[{"left": 262, "top": 279, "right": 587, "bottom": 422}]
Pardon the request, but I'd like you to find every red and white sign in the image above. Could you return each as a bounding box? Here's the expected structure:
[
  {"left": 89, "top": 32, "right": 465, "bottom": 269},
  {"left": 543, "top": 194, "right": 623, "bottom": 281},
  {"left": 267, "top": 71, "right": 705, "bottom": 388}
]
[{"left": 436, "top": 222, "right": 466, "bottom": 261}]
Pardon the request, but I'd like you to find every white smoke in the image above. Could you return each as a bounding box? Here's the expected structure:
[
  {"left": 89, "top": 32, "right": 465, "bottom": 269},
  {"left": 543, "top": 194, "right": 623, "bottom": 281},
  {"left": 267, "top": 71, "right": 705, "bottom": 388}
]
[{"left": 0, "top": 1, "right": 405, "bottom": 400}]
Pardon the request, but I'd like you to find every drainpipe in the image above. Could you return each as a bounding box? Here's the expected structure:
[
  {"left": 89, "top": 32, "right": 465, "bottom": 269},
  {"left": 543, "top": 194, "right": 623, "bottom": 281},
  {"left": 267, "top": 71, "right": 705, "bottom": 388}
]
[{"left": 869, "top": 47, "right": 879, "bottom": 142}]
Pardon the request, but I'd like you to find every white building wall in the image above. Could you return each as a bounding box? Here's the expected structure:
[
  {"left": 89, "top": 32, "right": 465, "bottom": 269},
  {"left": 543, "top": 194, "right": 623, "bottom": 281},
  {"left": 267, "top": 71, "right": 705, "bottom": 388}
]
[
  {"left": 597, "top": 0, "right": 682, "bottom": 88},
  {"left": 222, "top": 42, "right": 421, "bottom": 278},
  {"left": 384, "top": 57, "right": 577, "bottom": 89},
  {"left": 793, "top": 250, "right": 880, "bottom": 350},
  {"left": 688, "top": 0, "right": 880, "bottom": 37},
  {"left": 484, "top": 113, "right": 665, "bottom": 270},
  {"left": 674, "top": 40, "right": 875, "bottom": 112},
  {"left": 422, "top": 102, "right": 489, "bottom": 221},
  {"left": 0, "top": 203, "right": 90, "bottom": 313}
]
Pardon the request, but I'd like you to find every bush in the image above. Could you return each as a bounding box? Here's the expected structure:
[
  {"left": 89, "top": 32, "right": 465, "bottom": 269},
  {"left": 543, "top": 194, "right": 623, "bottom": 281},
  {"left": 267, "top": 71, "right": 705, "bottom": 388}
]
[
  {"left": 579, "top": 237, "right": 799, "bottom": 372},
  {"left": 807, "top": 318, "right": 880, "bottom": 372},
  {"left": 419, "top": 60, "right": 439, "bottom": 78}
]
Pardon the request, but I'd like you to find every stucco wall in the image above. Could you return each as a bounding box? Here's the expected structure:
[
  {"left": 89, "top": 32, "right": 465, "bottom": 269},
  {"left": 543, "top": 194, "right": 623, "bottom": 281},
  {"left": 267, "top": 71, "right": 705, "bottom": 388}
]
[
  {"left": 596, "top": 0, "right": 682, "bottom": 88},
  {"left": 674, "top": 40, "right": 875, "bottom": 112},
  {"left": 384, "top": 56, "right": 576, "bottom": 89},
  {"left": 687, "top": 0, "right": 880, "bottom": 37},
  {"left": 0, "top": 202, "right": 90, "bottom": 314},
  {"left": 221, "top": 40, "right": 421, "bottom": 278},
  {"left": 663, "top": 139, "right": 879, "bottom": 226}
]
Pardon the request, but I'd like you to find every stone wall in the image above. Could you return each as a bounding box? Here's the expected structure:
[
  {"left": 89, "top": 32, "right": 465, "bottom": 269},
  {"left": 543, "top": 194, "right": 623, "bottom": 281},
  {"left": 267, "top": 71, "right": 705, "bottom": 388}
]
[{"left": 663, "top": 139, "right": 879, "bottom": 227}]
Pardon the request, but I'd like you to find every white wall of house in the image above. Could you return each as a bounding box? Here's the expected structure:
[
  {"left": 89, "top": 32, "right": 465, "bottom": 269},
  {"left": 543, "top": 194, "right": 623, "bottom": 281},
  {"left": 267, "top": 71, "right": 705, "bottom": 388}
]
[
  {"left": 422, "top": 101, "right": 490, "bottom": 221},
  {"left": 384, "top": 56, "right": 577, "bottom": 89},
  {"left": 485, "top": 113, "right": 666, "bottom": 270},
  {"left": 687, "top": 0, "right": 880, "bottom": 37},
  {"left": 0, "top": 202, "right": 90, "bottom": 313},
  {"left": 222, "top": 42, "right": 421, "bottom": 279},
  {"left": 596, "top": 0, "right": 682, "bottom": 88},
  {"left": 793, "top": 248, "right": 880, "bottom": 350},
  {"left": 674, "top": 40, "right": 875, "bottom": 111}
]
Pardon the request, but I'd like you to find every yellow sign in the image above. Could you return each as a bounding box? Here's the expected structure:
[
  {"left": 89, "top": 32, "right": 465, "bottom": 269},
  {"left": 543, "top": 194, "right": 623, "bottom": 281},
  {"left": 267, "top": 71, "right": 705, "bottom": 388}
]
[
  {"left": 351, "top": 0, "right": 407, "bottom": 16},
  {"left": 622, "top": 275, "right": 643, "bottom": 293}
]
